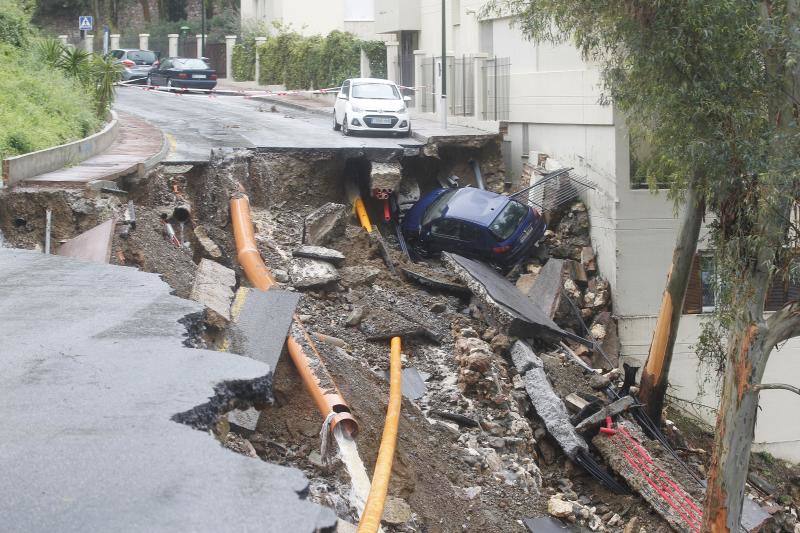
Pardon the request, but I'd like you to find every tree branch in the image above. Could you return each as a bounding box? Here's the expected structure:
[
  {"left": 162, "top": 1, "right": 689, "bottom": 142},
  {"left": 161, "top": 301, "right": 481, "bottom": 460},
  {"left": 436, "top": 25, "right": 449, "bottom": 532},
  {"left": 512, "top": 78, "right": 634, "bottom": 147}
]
[
  {"left": 752, "top": 383, "right": 800, "bottom": 396},
  {"left": 764, "top": 301, "right": 800, "bottom": 347}
]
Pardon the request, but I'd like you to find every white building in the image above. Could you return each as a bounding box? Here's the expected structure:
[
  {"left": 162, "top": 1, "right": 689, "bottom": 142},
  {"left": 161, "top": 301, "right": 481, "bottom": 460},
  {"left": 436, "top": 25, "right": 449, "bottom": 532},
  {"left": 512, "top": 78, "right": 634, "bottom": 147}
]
[
  {"left": 240, "top": 0, "right": 379, "bottom": 40},
  {"left": 377, "top": 0, "right": 800, "bottom": 462}
]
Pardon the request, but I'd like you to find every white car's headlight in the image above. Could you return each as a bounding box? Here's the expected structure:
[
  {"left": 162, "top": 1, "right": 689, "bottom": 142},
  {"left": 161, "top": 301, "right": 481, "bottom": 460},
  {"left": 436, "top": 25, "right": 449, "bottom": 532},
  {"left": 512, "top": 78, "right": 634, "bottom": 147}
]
[{"left": 351, "top": 104, "right": 364, "bottom": 113}]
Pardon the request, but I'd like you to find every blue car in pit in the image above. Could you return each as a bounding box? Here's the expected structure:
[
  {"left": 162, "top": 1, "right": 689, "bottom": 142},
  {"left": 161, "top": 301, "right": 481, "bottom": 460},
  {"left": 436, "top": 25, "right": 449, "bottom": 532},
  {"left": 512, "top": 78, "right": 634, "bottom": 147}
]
[{"left": 400, "top": 187, "right": 546, "bottom": 266}]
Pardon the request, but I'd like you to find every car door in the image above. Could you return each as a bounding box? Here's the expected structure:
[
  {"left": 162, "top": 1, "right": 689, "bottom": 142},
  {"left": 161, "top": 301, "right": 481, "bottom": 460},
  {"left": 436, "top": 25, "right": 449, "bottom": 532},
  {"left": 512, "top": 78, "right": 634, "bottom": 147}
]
[
  {"left": 335, "top": 80, "right": 350, "bottom": 123},
  {"left": 155, "top": 59, "right": 171, "bottom": 84},
  {"left": 428, "top": 218, "right": 468, "bottom": 254}
]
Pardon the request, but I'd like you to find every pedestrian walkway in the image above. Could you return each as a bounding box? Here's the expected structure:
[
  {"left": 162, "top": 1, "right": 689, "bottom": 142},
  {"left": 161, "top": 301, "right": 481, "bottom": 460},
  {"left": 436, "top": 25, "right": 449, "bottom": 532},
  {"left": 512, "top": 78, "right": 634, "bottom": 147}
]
[{"left": 21, "top": 112, "right": 165, "bottom": 187}]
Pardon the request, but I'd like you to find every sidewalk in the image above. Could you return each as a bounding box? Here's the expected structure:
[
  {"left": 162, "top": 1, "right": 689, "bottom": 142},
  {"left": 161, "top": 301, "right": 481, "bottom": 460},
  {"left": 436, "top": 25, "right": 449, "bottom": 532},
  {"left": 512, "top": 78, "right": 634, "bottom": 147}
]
[
  {"left": 21, "top": 112, "right": 166, "bottom": 188},
  {"left": 215, "top": 80, "right": 499, "bottom": 143}
]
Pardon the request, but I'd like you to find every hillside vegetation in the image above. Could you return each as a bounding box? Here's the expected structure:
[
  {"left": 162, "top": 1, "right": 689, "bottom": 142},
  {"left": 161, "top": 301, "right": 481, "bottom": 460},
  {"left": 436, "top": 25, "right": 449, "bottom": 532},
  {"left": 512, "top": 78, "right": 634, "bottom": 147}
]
[{"left": 0, "top": 0, "right": 100, "bottom": 159}]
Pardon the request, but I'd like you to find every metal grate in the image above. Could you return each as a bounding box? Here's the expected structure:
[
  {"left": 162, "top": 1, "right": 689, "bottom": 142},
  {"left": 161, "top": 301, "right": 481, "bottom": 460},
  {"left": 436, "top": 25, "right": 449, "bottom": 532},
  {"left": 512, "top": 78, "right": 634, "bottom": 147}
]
[
  {"left": 511, "top": 167, "right": 596, "bottom": 214},
  {"left": 449, "top": 55, "right": 475, "bottom": 116},
  {"left": 482, "top": 56, "right": 510, "bottom": 121},
  {"left": 419, "top": 56, "right": 436, "bottom": 113}
]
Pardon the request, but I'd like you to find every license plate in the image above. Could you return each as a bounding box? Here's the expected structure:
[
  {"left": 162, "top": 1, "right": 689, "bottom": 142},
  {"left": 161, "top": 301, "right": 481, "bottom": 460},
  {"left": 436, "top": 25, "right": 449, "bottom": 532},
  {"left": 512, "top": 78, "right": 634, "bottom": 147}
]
[
  {"left": 192, "top": 74, "right": 207, "bottom": 79},
  {"left": 371, "top": 117, "right": 392, "bottom": 124}
]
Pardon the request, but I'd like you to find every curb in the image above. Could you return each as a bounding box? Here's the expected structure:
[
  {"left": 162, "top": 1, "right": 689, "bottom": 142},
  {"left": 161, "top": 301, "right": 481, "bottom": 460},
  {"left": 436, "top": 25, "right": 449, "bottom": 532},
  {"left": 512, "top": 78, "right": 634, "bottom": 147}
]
[{"left": 249, "top": 95, "right": 332, "bottom": 117}]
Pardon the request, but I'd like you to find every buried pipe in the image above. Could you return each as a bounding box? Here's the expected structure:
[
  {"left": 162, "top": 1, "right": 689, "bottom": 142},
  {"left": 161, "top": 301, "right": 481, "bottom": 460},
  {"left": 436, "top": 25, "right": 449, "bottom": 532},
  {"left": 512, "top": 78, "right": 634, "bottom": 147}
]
[
  {"left": 354, "top": 197, "right": 373, "bottom": 233},
  {"left": 229, "top": 192, "right": 358, "bottom": 437},
  {"left": 357, "top": 336, "right": 402, "bottom": 533},
  {"left": 469, "top": 159, "right": 485, "bottom": 190}
]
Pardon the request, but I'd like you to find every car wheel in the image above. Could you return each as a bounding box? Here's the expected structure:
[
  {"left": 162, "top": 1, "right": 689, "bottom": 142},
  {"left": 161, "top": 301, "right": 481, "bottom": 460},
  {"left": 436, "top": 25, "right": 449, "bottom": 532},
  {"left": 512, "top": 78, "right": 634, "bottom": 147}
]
[
  {"left": 167, "top": 78, "right": 173, "bottom": 90},
  {"left": 342, "top": 115, "right": 351, "bottom": 136},
  {"left": 332, "top": 112, "right": 341, "bottom": 131},
  {"left": 405, "top": 128, "right": 412, "bottom": 138},
  {"left": 146, "top": 75, "right": 153, "bottom": 87}
]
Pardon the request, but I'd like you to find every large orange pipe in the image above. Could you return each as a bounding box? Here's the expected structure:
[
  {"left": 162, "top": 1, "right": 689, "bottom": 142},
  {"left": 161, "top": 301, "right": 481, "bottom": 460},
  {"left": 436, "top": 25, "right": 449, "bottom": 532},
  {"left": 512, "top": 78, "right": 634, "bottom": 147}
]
[
  {"left": 230, "top": 193, "right": 358, "bottom": 437},
  {"left": 357, "top": 336, "right": 402, "bottom": 533},
  {"left": 354, "top": 197, "right": 373, "bottom": 233}
]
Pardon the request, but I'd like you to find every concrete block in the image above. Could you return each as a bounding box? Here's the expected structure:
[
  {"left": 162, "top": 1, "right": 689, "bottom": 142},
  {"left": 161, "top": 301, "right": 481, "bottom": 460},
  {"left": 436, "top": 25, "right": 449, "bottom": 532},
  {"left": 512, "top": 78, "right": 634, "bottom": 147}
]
[
  {"left": 303, "top": 202, "right": 347, "bottom": 246},
  {"left": 190, "top": 259, "right": 236, "bottom": 326},
  {"left": 292, "top": 245, "right": 345, "bottom": 266},
  {"left": 290, "top": 258, "right": 339, "bottom": 289},
  {"left": 370, "top": 161, "right": 402, "bottom": 192}
]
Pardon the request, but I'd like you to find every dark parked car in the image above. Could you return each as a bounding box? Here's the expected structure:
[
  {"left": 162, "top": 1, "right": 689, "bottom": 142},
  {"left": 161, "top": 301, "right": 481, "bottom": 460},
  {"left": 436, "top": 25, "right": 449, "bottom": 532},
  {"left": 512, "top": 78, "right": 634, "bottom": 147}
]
[
  {"left": 147, "top": 57, "right": 217, "bottom": 90},
  {"left": 401, "top": 187, "right": 546, "bottom": 265},
  {"left": 110, "top": 49, "right": 158, "bottom": 82}
]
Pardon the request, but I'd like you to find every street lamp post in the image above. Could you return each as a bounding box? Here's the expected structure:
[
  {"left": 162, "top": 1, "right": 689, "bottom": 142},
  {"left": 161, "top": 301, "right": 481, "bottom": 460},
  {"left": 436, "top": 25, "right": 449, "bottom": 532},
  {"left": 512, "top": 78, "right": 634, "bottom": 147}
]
[
  {"left": 440, "top": 0, "right": 447, "bottom": 129},
  {"left": 201, "top": 0, "right": 206, "bottom": 57}
]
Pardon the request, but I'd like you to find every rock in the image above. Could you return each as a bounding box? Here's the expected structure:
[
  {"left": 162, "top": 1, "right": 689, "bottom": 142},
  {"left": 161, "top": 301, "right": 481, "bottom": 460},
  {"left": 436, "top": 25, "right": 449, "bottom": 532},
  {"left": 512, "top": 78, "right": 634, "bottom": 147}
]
[
  {"left": 487, "top": 436, "right": 506, "bottom": 449},
  {"left": 430, "top": 301, "right": 447, "bottom": 313},
  {"left": 193, "top": 225, "right": 222, "bottom": 259},
  {"left": 303, "top": 202, "right": 347, "bottom": 246},
  {"left": 589, "top": 373, "right": 611, "bottom": 390},
  {"left": 307, "top": 450, "right": 325, "bottom": 469},
  {"left": 564, "top": 278, "right": 582, "bottom": 300},
  {"left": 482, "top": 449, "right": 504, "bottom": 472},
  {"left": 490, "top": 334, "right": 511, "bottom": 353},
  {"left": 289, "top": 259, "right": 339, "bottom": 289},
  {"left": 345, "top": 306, "right": 366, "bottom": 326},
  {"left": 370, "top": 161, "right": 403, "bottom": 192},
  {"left": 548, "top": 496, "right": 574, "bottom": 518},
  {"left": 591, "top": 323, "right": 607, "bottom": 341},
  {"left": 381, "top": 496, "right": 412, "bottom": 525},
  {"left": 292, "top": 245, "right": 345, "bottom": 266},
  {"left": 339, "top": 265, "right": 380, "bottom": 287},
  {"left": 461, "top": 486, "right": 482, "bottom": 500},
  {"left": 482, "top": 327, "right": 498, "bottom": 341},
  {"left": 623, "top": 517, "right": 639, "bottom": 533},
  {"left": 273, "top": 269, "right": 289, "bottom": 283},
  {"left": 459, "top": 327, "right": 479, "bottom": 338},
  {"left": 510, "top": 341, "right": 542, "bottom": 374},
  {"left": 581, "top": 246, "right": 596, "bottom": 273},
  {"left": 190, "top": 259, "right": 236, "bottom": 328},
  {"left": 538, "top": 440, "right": 558, "bottom": 465},
  {"left": 455, "top": 337, "right": 493, "bottom": 373},
  {"left": 607, "top": 514, "right": 622, "bottom": 527},
  {"left": 516, "top": 273, "right": 539, "bottom": 295}
]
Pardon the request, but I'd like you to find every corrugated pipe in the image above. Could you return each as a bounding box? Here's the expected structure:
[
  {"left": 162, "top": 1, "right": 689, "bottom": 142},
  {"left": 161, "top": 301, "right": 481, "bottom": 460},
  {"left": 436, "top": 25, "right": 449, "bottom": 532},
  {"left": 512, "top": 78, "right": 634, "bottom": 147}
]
[
  {"left": 229, "top": 192, "right": 358, "bottom": 437},
  {"left": 354, "top": 196, "right": 373, "bottom": 233},
  {"left": 357, "top": 336, "right": 402, "bottom": 533}
]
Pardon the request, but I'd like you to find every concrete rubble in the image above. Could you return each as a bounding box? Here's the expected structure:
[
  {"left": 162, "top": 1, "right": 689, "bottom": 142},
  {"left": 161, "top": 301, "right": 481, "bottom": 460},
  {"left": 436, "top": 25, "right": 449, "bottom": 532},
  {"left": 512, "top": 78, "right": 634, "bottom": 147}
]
[
  {"left": 292, "top": 244, "right": 346, "bottom": 265},
  {"left": 290, "top": 257, "right": 340, "bottom": 288},
  {"left": 190, "top": 258, "right": 236, "bottom": 327},
  {"left": 303, "top": 202, "right": 347, "bottom": 246}
]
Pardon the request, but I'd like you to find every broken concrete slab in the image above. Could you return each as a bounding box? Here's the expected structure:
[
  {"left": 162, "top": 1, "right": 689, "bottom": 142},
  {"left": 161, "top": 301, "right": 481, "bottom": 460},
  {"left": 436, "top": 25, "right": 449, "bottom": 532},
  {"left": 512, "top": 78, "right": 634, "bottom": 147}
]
[
  {"left": 292, "top": 245, "right": 345, "bottom": 266},
  {"left": 190, "top": 258, "right": 236, "bottom": 327},
  {"left": 228, "top": 406, "right": 260, "bottom": 433},
  {"left": 513, "top": 341, "right": 589, "bottom": 459},
  {"left": 593, "top": 420, "right": 701, "bottom": 532},
  {"left": 290, "top": 258, "right": 340, "bottom": 289},
  {"left": 444, "top": 253, "right": 581, "bottom": 344},
  {"left": 528, "top": 258, "right": 565, "bottom": 318},
  {"left": 340, "top": 265, "right": 381, "bottom": 287},
  {"left": 0, "top": 248, "right": 336, "bottom": 532},
  {"left": 574, "top": 396, "right": 635, "bottom": 433},
  {"left": 380, "top": 367, "right": 428, "bottom": 400},
  {"left": 303, "top": 202, "right": 347, "bottom": 246},
  {"left": 369, "top": 161, "right": 402, "bottom": 192},
  {"left": 523, "top": 516, "right": 589, "bottom": 533},
  {"left": 56, "top": 218, "right": 116, "bottom": 264},
  {"left": 227, "top": 288, "right": 300, "bottom": 372},
  {"left": 401, "top": 266, "right": 470, "bottom": 295}
]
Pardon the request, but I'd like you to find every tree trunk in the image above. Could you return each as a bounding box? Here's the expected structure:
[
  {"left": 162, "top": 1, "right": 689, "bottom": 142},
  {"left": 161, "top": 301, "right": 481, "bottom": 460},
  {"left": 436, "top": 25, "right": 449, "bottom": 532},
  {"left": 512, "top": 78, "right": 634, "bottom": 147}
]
[
  {"left": 701, "top": 317, "right": 770, "bottom": 531},
  {"left": 638, "top": 182, "right": 705, "bottom": 424},
  {"left": 139, "top": 0, "right": 151, "bottom": 23}
]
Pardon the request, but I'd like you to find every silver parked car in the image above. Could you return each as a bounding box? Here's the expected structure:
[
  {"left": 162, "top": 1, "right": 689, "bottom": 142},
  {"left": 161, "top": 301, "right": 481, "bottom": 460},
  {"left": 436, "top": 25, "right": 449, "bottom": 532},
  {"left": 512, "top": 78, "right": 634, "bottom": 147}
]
[{"left": 109, "top": 49, "right": 158, "bottom": 83}]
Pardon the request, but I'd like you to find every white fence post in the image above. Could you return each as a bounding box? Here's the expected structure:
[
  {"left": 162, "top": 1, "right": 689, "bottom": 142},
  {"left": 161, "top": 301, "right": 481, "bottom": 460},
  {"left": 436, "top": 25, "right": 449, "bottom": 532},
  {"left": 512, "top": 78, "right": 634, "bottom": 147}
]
[
  {"left": 412, "top": 50, "right": 426, "bottom": 109},
  {"left": 58, "top": 34, "right": 69, "bottom": 46},
  {"left": 110, "top": 34, "right": 120, "bottom": 50},
  {"left": 254, "top": 36, "right": 267, "bottom": 83},
  {"left": 138, "top": 33, "right": 149, "bottom": 50},
  {"left": 224, "top": 35, "right": 237, "bottom": 80},
  {"left": 168, "top": 34, "right": 179, "bottom": 57},
  {"left": 83, "top": 34, "right": 94, "bottom": 53}
]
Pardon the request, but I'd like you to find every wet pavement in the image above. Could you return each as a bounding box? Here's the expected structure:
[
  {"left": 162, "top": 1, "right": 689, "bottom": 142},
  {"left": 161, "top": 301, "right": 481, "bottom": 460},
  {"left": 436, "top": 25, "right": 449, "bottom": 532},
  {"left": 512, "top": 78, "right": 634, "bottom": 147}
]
[{"left": 114, "top": 86, "right": 423, "bottom": 163}]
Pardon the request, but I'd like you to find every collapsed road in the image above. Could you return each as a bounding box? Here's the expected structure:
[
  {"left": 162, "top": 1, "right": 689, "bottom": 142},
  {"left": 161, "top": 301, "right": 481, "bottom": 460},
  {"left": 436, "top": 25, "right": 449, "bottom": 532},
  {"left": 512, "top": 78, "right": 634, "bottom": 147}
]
[{"left": 0, "top": 102, "right": 796, "bottom": 533}]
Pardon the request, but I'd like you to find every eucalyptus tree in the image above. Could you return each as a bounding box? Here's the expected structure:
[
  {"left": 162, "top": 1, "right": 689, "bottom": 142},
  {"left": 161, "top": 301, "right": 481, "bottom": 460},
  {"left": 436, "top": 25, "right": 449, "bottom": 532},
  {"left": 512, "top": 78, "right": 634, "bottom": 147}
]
[{"left": 487, "top": 1, "right": 799, "bottom": 530}]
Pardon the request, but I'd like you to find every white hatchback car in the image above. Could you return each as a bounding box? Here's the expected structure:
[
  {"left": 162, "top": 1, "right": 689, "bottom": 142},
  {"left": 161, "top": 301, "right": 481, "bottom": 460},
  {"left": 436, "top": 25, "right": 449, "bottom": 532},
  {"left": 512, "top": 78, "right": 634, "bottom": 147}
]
[{"left": 333, "top": 78, "right": 412, "bottom": 137}]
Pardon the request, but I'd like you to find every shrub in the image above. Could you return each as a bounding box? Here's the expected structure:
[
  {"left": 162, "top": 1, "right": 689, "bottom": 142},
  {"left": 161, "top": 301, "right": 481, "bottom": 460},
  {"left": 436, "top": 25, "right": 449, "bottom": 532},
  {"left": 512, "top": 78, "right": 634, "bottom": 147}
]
[
  {"left": 0, "top": 43, "right": 99, "bottom": 159},
  {"left": 0, "top": 0, "right": 32, "bottom": 47},
  {"left": 232, "top": 41, "right": 255, "bottom": 81}
]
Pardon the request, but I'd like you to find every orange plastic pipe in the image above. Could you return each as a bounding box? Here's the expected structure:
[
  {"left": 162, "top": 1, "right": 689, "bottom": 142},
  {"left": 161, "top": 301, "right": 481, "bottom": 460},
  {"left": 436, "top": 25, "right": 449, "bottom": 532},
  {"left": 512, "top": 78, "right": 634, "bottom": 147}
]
[
  {"left": 229, "top": 192, "right": 358, "bottom": 437},
  {"left": 354, "top": 197, "right": 373, "bottom": 233},
  {"left": 357, "top": 336, "right": 402, "bottom": 533}
]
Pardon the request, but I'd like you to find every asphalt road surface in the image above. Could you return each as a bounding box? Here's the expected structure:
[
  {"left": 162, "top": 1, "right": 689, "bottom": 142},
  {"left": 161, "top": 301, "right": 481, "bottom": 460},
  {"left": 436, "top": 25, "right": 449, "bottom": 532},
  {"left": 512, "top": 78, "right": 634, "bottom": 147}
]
[{"left": 115, "top": 86, "right": 422, "bottom": 163}]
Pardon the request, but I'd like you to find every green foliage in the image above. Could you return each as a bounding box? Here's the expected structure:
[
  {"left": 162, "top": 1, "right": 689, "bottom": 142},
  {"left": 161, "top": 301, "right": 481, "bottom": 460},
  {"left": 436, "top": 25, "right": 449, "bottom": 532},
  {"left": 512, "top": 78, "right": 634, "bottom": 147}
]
[
  {"left": 89, "top": 53, "right": 122, "bottom": 115},
  {"left": 251, "top": 27, "right": 387, "bottom": 90},
  {"left": 0, "top": 0, "right": 33, "bottom": 46},
  {"left": 232, "top": 40, "right": 255, "bottom": 81},
  {"left": 0, "top": 43, "right": 99, "bottom": 158}
]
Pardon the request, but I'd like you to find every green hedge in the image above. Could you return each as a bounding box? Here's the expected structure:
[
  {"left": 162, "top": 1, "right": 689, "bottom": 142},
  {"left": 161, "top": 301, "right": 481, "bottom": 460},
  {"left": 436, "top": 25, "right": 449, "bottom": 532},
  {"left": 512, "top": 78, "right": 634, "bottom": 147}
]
[{"left": 233, "top": 28, "right": 386, "bottom": 90}]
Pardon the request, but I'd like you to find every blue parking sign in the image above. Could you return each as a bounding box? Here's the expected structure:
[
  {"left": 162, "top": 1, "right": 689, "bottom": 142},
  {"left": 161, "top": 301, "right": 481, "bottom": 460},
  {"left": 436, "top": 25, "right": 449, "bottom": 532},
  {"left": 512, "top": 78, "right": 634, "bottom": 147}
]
[{"left": 78, "top": 16, "right": 93, "bottom": 31}]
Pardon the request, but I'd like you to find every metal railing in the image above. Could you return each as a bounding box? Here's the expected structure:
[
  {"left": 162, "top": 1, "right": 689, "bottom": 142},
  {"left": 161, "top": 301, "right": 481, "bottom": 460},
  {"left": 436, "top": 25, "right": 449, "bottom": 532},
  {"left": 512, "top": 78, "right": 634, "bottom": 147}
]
[
  {"left": 419, "top": 56, "right": 436, "bottom": 113},
  {"left": 482, "top": 56, "right": 510, "bottom": 121},
  {"left": 449, "top": 55, "right": 475, "bottom": 116},
  {"left": 511, "top": 167, "right": 596, "bottom": 215}
]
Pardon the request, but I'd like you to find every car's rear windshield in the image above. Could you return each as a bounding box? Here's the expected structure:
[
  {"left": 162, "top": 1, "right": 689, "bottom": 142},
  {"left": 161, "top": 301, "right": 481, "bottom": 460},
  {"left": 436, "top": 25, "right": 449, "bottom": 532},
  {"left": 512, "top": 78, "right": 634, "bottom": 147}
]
[
  {"left": 173, "top": 58, "right": 210, "bottom": 69},
  {"left": 352, "top": 83, "right": 400, "bottom": 100},
  {"left": 488, "top": 200, "right": 529, "bottom": 240},
  {"left": 128, "top": 50, "right": 156, "bottom": 63},
  {"left": 422, "top": 189, "right": 457, "bottom": 226}
]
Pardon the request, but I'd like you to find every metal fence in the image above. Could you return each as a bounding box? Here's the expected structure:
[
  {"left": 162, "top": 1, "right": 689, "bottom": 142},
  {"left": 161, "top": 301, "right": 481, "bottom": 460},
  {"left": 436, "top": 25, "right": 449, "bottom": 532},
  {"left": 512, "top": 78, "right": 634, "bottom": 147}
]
[
  {"left": 482, "top": 56, "right": 510, "bottom": 121},
  {"left": 448, "top": 55, "right": 475, "bottom": 116},
  {"left": 419, "top": 56, "right": 436, "bottom": 113}
]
